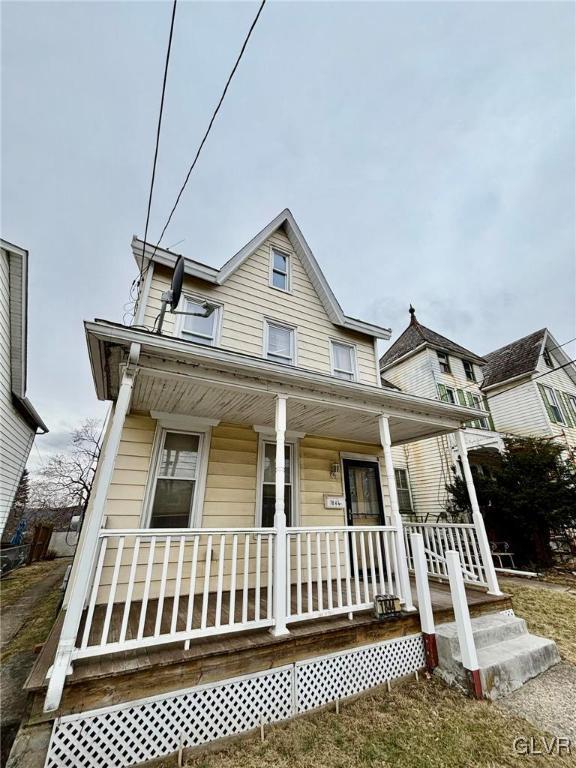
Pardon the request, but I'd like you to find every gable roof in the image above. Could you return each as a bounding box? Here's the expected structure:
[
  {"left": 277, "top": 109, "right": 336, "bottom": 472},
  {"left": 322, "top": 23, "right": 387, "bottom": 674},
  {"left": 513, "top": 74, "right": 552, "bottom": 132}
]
[
  {"left": 481, "top": 328, "right": 576, "bottom": 390},
  {"left": 379, "top": 307, "right": 485, "bottom": 370},
  {"left": 1, "top": 239, "right": 48, "bottom": 433},
  {"left": 132, "top": 209, "right": 391, "bottom": 340}
]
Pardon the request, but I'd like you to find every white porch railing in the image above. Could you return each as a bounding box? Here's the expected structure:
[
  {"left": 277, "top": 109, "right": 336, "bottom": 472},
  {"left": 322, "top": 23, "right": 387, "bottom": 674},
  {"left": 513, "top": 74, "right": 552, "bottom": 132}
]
[
  {"left": 75, "top": 524, "right": 402, "bottom": 661},
  {"left": 403, "top": 522, "right": 488, "bottom": 588}
]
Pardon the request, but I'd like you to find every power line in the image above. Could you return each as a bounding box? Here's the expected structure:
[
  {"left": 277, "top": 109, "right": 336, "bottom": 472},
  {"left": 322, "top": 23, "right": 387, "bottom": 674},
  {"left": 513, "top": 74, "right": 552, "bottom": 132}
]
[
  {"left": 127, "top": 0, "right": 179, "bottom": 324},
  {"left": 139, "top": 0, "right": 267, "bottom": 280}
]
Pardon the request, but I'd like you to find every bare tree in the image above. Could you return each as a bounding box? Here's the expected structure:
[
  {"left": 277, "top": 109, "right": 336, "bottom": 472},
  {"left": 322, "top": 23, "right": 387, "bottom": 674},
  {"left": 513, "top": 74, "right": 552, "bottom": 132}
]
[{"left": 30, "top": 418, "right": 103, "bottom": 514}]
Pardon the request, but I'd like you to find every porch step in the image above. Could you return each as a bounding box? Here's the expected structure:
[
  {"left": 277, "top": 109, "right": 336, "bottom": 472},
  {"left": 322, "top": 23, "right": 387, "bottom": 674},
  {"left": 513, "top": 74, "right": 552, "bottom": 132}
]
[{"left": 435, "top": 614, "right": 560, "bottom": 700}]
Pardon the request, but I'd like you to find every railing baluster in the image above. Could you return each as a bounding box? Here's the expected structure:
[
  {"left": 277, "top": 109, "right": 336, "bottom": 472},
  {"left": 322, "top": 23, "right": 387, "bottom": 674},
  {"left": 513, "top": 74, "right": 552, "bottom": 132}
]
[
  {"left": 351, "top": 530, "right": 361, "bottom": 605},
  {"left": 359, "top": 531, "right": 370, "bottom": 603},
  {"left": 229, "top": 534, "right": 238, "bottom": 626},
  {"left": 306, "top": 532, "right": 313, "bottom": 614},
  {"left": 344, "top": 530, "right": 353, "bottom": 609},
  {"left": 154, "top": 536, "right": 171, "bottom": 638},
  {"left": 325, "top": 531, "right": 333, "bottom": 610},
  {"left": 100, "top": 536, "right": 125, "bottom": 646},
  {"left": 316, "top": 532, "right": 323, "bottom": 612},
  {"left": 296, "top": 533, "right": 302, "bottom": 616},
  {"left": 375, "top": 530, "right": 386, "bottom": 595},
  {"left": 468, "top": 527, "right": 483, "bottom": 582},
  {"left": 367, "top": 531, "right": 377, "bottom": 601},
  {"left": 170, "top": 536, "right": 186, "bottom": 634},
  {"left": 242, "top": 534, "right": 250, "bottom": 624},
  {"left": 334, "top": 532, "right": 343, "bottom": 608},
  {"left": 184, "top": 535, "right": 200, "bottom": 650},
  {"left": 285, "top": 532, "right": 291, "bottom": 618},
  {"left": 81, "top": 536, "right": 108, "bottom": 649},
  {"left": 215, "top": 534, "right": 226, "bottom": 628},
  {"left": 200, "top": 535, "right": 213, "bottom": 630},
  {"left": 255, "top": 533, "right": 262, "bottom": 622},
  {"left": 119, "top": 536, "right": 140, "bottom": 644},
  {"left": 137, "top": 537, "right": 156, "bottom": 640},
  {"left": 382, "top": 530, "right": 393, "bottom": 594},
  {"left": 267, "top": 533, "right": 273, "bottom": 620}
]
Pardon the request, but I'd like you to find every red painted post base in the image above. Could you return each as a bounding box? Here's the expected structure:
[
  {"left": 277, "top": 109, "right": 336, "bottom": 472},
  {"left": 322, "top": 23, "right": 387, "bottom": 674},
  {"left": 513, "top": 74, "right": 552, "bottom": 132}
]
[
  {"left": 423, "top": 632, "right": 439, "bottom": 671},
  {"left": 469, "top": 669, "right": 483, "bottom": 699}
]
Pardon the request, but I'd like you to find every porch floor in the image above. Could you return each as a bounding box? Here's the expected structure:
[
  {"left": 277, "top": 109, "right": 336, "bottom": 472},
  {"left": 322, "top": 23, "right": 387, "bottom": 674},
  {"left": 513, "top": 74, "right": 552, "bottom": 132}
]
[{"left": 26, "top": 578, "right": 510, "bottom": 720}]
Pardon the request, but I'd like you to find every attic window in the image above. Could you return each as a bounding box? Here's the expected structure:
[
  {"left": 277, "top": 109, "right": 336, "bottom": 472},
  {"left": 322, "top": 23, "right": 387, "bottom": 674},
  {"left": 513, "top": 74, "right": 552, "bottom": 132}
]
[
  {"left": 270, "top": 249, "right": 290, "bottom": 292},
  {"left": 463, "top": 360, "right": 476, "bottom": 382},
  {"left": 437, "top": 351, "right": 451, "bottom": 374},
  {"left": 543, "top": 348, "right": 553, "bottom": 368}
]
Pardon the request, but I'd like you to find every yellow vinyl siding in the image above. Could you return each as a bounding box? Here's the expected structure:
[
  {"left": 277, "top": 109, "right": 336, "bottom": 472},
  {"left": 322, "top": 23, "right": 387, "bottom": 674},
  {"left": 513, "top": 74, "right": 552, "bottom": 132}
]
[{"left": 143, "top": 228, "right": 378, "bottom": 385}]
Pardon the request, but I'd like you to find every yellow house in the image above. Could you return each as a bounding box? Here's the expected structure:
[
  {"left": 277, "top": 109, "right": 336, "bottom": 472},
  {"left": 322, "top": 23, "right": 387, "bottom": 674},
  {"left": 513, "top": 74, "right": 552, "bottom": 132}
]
[{"left": 33, "top": 211, "right": 506, "bottom": 767}]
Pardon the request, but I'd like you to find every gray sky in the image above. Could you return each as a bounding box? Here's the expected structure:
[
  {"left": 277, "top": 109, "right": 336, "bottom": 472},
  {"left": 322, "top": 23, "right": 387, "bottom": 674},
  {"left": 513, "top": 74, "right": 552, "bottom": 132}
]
[{"left": 2, "top": 0, "right": 575, "bottom": 469}]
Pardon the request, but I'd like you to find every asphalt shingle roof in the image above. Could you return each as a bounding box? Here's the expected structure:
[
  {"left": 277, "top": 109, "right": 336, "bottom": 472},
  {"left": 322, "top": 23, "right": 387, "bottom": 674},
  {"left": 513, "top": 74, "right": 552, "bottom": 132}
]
[{"left": 481, "top": 329, "right": 546, "bottom": 389}]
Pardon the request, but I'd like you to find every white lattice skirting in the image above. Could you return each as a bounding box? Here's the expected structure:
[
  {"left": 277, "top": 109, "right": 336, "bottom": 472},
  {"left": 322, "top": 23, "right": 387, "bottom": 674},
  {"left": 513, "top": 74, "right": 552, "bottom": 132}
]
[{"left": 45, "top": 634, "right": 425, "bottom": 768}]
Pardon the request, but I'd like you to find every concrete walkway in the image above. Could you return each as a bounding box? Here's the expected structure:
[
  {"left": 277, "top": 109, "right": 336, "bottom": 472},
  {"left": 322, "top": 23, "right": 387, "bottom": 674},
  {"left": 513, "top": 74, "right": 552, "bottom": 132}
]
[{"left": 495, "top": 662, "right": 576, "bottom": 740}]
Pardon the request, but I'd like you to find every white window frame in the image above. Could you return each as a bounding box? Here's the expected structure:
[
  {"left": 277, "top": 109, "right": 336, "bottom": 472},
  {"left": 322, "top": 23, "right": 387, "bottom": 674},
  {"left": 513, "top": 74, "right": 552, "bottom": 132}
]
[
  {"left": 463, "top": 360, "right": 476, "bottom": 382},
  {"left": 142, "top": 417, "right": 215, "bottom": 528},
  {"left": 255, "top": 434, "right": 299, "bottom": 527},
  {"left": 330, "top": 339, "right": 358, "bottom": 381},
  {"left": 542, "top": 348, "right": 553, "bottom": 368},
  {"left": 567, "top": 394, "right": 576, "bottom": 421},
  {"left": 263, "top": 319, "right": 297, "bottom": 365},
  {"left": 394, "top": 467, "right": 414, "bottom": 515},
  {"left": 438, "top": 384, "right": 456, "bottom": 404},
  {"left": 269, "top": 246, "right": 291, "bottom": 293},
  {"left": 175, "top": 293, "right": 223, "bottom": 347},
  {"left": 542, "top": 386, "right": 565, "bottom": 425},
  {"left": 437, "top": 351, "right": 451, "bottom": 374},
  {"left": 470, "top": 394, "right": 490, "bottom": 430}
]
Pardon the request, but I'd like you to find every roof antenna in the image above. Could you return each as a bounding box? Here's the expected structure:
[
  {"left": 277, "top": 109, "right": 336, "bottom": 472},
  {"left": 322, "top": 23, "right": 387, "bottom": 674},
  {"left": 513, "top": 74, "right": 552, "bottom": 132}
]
[
  {"left": 409, "top": 304, "right": 417, "bottom": 325},
  {"left": 156, "top": 254, "right": 215, "bottom": 334}
]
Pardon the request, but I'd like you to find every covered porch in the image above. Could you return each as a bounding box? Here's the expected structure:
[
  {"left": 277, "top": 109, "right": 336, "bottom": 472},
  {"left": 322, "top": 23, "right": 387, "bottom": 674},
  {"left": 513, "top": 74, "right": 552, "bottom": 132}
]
[{"left": 41, "top": 323, "right": 502, "bottom": 713}]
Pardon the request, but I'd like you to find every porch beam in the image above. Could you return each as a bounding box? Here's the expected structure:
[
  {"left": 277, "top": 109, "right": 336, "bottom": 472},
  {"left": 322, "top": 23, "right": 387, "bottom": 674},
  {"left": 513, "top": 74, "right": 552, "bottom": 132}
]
[
  {"left": 454, "top": 430, "right": 502, "bottom": 596},
  {"left": 44, "top": 344, "right": 140, "bottom": 713},
  {"left": 378, "top": 415, "right": 415, "bottom": 611},
  {"left": 271, "top": 394, "right": 290, "bottom": 636}
]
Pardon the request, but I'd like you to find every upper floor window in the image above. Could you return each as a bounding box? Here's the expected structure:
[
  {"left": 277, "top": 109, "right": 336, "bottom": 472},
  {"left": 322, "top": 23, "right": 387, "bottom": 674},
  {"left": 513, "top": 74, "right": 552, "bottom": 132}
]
[
  {"left": 463, "top": 360, "right": 476, "bottom": 382},
  {"left": 542, "top": 348, "right": 553, "bottom": 368},
  {"left": 331, "top": 341, "right": 357, "bottom": 381},
  {"left": 470, "top": 394, "right": 490, "bottom": 430},
  {"left": 438, "top": 384, "right": 456, "bottom": 404},
  {"left": 541, "top": 386, "right": 564, "bottom": 424},
  {"left": 394, "top": 468, "right": 413, "bottom": 515},
  {"left": 270, "top": 248, "right": 290, "bottom": 292},
  {"left": 437, "top": 351, "right": 451, "bottom": 374},
  {"left": 265, "top": 320, "right": 295, "bottom": 365},
  {"left": 180, "top": 296, "right": 220, "bottom": 346},
  {"left": 568, "top": 394, "right": 576, "bottom": 421},
  {"left": 148, "top": 430, "right": 203, "bottom": 528}
]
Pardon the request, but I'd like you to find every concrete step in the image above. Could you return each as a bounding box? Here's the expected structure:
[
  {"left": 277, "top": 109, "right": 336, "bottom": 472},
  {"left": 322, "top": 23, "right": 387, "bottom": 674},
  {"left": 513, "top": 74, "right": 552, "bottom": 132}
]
[
  {"left": 437, "top": 614, "right": 528, "bottom": 658},
  {"left": 435, "top": 613, "right": 560, "bottom": 700}
]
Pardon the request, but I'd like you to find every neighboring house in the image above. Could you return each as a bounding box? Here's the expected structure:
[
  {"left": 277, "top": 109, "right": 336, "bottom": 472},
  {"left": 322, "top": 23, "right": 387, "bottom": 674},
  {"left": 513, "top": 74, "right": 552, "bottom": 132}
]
[
  {"left": 0, "top": 240, "right": 47, "bottom": 538},
  {"left": 31, "top": 211, "right": 504, "bottom": 766},
  {"left": 482, "top": 328, "right": 576, "bottom": 457},
  {"left": 380, "top": 307, "right": 503, "bottom": 522}
]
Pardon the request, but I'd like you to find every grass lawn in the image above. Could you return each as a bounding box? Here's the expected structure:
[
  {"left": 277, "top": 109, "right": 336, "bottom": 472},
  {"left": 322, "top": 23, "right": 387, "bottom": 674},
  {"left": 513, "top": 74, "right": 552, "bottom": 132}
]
[
  {"left": 177, "top": 677, "right": 575, "bottom": 768},
  {"left": 0, "top": 560, "right": 63, "bottom": 610}
]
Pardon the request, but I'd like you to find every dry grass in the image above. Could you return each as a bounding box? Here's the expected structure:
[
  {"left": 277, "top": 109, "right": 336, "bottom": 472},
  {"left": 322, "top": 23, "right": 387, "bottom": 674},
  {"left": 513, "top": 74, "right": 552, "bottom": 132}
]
[
  {"left": 505, "top": 584, "right": 576, "bottom": 665},
  {"left": 0, "top": 584, "right": 61, "bottom": 662},
  {"left": 172, "top": 678, "right": 576, "bottom": 768},
  {"left": 0, "top": 560, "right": 63, "bottom": 609}
]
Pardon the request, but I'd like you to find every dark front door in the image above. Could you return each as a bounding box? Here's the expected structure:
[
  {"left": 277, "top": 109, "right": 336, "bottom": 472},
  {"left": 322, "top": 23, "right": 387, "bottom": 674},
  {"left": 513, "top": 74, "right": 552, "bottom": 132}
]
[{"left": 342, "top": 459, "right": 385, "bottom": 527}]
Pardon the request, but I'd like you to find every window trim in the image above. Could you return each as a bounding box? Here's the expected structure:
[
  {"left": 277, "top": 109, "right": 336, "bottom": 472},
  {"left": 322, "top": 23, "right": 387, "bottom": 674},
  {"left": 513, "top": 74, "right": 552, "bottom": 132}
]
[
  {"left": 255, "top": 434, "right": 300, "bottom": 527},
  {"left": 329, "top": 339, "right": 358, "bottom": 382},
  {"left": 542, "top": 348, "right": 553, "bottom": 368},
  {"left": 269, "top": 246, "right": 292, "bottom": 293},
  {"left": 463, "top": 360, "right": 476, "bottom": 382},
  {"left": 394, "top": 466, "right": 414, "bottom": 515},
  {"left": 567, "top": 394, "right": 576, "bottom": 421},
  {"left": 437, "top": 351, "right": 451, "bottom": 374},
  {"left": 438, "top": 384, "right": 456, "bottom": 404},
  {"left": 263, "top": 318, "right": 297, "bottom": 365},
  {"left": 470, "top": 394, "right": 490, "bottom": 430},
  {"left": 142, "top": 423, "right": 213, "bottom": 528},
  {"left": 175, "top": 292, "right": 223, "bottom": 347},
  {"left": 542, "top": 386, "right": 565, "bottom": 425}
]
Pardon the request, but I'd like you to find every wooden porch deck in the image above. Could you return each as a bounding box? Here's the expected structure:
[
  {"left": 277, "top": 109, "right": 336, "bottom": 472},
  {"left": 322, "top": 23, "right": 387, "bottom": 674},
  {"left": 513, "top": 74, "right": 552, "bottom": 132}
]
[{"left": 26, "top": 578, "right": 510, "bottom": 720}]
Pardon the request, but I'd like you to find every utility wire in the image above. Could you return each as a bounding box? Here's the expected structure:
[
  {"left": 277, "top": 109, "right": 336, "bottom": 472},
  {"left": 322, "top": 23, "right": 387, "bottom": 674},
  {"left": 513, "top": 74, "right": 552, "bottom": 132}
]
[
  {"left": 139, "top": 0, "right": 267, "bottom": 281},
  {"left": 127, "top": 0, "right": 179, "bottom": 324}
]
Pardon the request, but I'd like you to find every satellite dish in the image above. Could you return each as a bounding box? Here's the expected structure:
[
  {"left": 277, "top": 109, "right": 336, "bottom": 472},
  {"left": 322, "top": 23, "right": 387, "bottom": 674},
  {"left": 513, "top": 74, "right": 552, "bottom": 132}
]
[{"left": 170, "top": 255, "right": 185, "bottom": 309}]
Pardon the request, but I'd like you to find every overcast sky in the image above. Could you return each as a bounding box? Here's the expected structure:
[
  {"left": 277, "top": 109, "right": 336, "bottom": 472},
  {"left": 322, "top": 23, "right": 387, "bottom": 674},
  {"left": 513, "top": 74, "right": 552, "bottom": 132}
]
[{"left": 2, "top": 0, "right": 575, "bottom": 469}]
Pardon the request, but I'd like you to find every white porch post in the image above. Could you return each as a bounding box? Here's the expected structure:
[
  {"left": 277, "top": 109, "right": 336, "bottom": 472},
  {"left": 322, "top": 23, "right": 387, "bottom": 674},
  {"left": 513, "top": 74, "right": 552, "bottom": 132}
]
[
  {"left": 271, "top": 394, "right": 290, "bottom": 636},
  {"left": 454, "top": 429, "right": 502, "bottom": 596},
  {"left": 378, "top": 415, "right": 415, "bottom": 611},
  {"left": 44, "top": 346, "right": 140, "bottom": 713}
]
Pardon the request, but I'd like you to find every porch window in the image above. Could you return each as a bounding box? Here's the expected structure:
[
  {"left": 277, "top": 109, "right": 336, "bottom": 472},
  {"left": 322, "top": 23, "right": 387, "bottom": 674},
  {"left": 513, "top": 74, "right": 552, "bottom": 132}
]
[
  {"left": 394, "top": 468, "right": 413, "bottom": 515},
  {"left": 270, "top": 249, "right": 290, "bottom": 291},
  {"left": 265, "top": 321, "right": 295, "bottom": 365},
  {"left": 260, "top": 441, "right": 293, "bottom": 527},
  {"left": 541, "top": 386, "right": 565, "bottom": 424},
  {"left": 463, "top": 360, "right": 476, "bottom": 382},
  {"left": 149, "top": 431, "right": 202, "bottom": 527},
  {"left": 437, "top": 351, "right": 451, "bottom": 374},
  {"left": 438, "top": 384, "right": 456, "bottom": 404},
  {"left": 180, "top": 297, "right": 220, "bottom": 346},
  {"left": 331, "top": 341, "right": 356, "bottom": 381}
]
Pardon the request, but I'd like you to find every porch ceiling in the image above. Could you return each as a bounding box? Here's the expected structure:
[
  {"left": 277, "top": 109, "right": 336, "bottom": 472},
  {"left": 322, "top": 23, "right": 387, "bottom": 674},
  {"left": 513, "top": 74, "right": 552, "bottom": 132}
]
[{"left": 86, "top": 320, "right": 486, "bottom": 446}]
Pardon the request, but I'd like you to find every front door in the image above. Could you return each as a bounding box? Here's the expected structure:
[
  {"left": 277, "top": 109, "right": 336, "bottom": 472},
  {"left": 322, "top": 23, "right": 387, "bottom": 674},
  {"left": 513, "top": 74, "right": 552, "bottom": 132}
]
[{"left": 342, "top": 459, "right": 385, "bottom": 527}]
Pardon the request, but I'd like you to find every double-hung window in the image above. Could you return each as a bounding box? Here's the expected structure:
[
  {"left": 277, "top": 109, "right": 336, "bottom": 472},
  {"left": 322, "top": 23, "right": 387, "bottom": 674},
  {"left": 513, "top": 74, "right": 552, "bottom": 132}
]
[
  {"left": 543, "top": 348, "right": 553, "bottom": 368},
  {"left": 394, "top": 468, "right": 413, "bottom": 515},
  {"left": 471, "top": 394, "right": 490, "bottom": 430},
  {"left": 463, "top": 360, "right": 476, "bottom": 382},
  {"left": 148, "top": 431, "right": 203, "bottom": 528},
  {"left": 265, "top": 321, "right": 295, "bottom": 365},
  {"left": 438, "top": 384, "right": 456, "bottom": 404},
  {"left": 437, "top": 351, "right": 451, "bottom": 374},
  {"left": 180, "top": 296, "right": 220, "bottom": 346},
  {"left": 331, "top": 341, "right": 356, "bottom": 381},
  {"left": 270, "top": 249, "right": 290, "bottom": 291},
  {"left": 542, "top": 386, "right": 565, "bottom": 424},
  {"left": 260, "top": 442, "right": 294, "bottom": 527}
]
